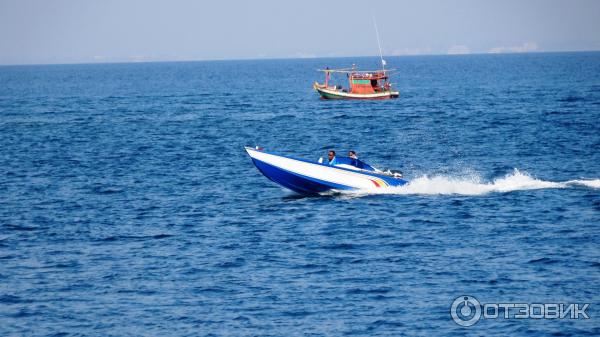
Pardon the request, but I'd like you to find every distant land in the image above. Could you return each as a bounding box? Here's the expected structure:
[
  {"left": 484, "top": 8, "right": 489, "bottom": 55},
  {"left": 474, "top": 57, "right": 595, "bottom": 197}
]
[{"left": 1, "top": 49, "right": 599, "bottom": 67}]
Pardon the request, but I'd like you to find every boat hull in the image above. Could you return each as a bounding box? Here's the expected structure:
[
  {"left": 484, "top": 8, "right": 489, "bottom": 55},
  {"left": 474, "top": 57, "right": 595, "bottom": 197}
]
[
  {"left": 313, "top": 83, "right": 399, "bottom": 100},
  {"left": 245, "top": 147, "right": 407, "bottom": 195}
]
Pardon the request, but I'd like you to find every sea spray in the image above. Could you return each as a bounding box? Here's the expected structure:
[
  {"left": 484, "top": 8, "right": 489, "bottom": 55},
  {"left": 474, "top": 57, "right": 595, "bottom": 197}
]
[
  {"left": 565, "top": 179, "right": 600, "bottom": 189},
  {"left": 342, "top": 169, "right": 599, "bottom": 197}
]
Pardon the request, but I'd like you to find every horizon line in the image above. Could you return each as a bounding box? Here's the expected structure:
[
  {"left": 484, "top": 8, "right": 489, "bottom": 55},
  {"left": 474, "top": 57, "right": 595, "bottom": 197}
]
[{"left": 1, "top": 49, "right": 599, "bottom": 67}]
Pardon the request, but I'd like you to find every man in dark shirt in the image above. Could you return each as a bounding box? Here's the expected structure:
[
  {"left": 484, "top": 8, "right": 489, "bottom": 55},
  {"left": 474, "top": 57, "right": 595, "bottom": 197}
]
[{"left": 348, "top": 150, "right": 363, "bottom": 169}]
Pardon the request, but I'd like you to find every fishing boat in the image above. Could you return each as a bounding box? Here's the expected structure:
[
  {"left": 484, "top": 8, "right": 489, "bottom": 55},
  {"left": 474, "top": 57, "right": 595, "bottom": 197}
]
[
  {"left": 245, "top": 146, "right": 407, "bottom": 195},
  {"left": 313, "top": 66, "right": 399, "bottom": 100},
  {"left": 313, "top": 17, "right": 399, "bottom": 100}
]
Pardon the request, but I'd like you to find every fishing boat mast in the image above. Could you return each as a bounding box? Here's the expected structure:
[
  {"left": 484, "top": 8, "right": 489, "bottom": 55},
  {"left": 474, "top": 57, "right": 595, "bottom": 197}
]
[{"left": 372, "top": 16, "right": 386, "bottom": 72}]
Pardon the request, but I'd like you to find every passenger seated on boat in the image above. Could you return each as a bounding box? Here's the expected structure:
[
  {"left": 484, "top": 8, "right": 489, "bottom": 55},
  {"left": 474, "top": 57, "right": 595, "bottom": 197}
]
[
  {"left": 348, "top": 150, "right": 363, "bottom": 169},
  {"left": 322, "top": 150, "right": 377, "bottom": 171},
  {"left": 327, "top": 150, "right": 338, "bottom": 166}
]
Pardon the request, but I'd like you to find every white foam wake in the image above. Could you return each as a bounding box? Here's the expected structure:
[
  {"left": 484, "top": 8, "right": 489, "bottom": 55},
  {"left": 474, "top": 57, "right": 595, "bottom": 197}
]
[
  {"left": 565, "top": 179, "right": 600, "bottom": 189},
  {"left": 345, "top": 169, "right": 600, "bottom": 197}
]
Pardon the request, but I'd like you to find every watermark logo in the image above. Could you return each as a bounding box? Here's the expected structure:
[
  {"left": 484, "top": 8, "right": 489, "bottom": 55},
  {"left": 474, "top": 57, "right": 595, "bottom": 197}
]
[
  {"left": 451, "top": 296, "right": 482, "bottom": 326},
  {"left": 451, "top": 295, "right": 590, "bottom": 327}
]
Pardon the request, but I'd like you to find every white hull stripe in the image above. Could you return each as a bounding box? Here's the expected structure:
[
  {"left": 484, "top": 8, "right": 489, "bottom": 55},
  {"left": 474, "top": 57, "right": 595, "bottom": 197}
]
[{"left": 316, "top": 87, "right": 399, "bottom": 98}]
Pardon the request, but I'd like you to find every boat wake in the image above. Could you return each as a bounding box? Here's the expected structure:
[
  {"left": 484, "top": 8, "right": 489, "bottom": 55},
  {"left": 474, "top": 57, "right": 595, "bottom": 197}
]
[{"left": 339, "top": 169, "right": 600, "bottom": 197}]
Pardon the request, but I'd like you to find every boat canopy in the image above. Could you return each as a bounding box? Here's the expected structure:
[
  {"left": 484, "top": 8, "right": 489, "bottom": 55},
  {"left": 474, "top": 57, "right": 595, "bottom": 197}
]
[{"left": 318, "top": 68, "right": 395, "bottom": 77}]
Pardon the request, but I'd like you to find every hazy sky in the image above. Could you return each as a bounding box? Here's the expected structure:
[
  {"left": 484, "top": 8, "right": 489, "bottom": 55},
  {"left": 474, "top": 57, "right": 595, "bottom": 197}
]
[{"left": 1, "top": 0, "right": 600, "bottom": 65}]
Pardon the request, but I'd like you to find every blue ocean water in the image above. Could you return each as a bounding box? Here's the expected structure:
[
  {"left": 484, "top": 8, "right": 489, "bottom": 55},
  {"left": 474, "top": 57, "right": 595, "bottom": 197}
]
[{"left": 0, "top": 52, "right": 599, "bottom": 336}]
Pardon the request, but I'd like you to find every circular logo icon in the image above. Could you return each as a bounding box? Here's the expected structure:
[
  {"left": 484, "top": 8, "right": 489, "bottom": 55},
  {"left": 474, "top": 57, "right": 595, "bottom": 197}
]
[{"left": 451, "top": 295, "right": 482, "bottom": 327}]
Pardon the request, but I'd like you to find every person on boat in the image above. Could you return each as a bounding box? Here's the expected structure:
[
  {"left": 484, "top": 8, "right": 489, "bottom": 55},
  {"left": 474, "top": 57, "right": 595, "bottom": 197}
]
[
  {"left": 327, "top": 150, "right": 338, "bottom": 166},
  {"left": 348, "top": 150, "right": 364, "bottom": 169}
]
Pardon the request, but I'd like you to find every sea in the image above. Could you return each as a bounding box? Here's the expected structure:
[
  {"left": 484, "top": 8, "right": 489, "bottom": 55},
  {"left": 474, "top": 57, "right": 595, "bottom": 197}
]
[{"left": 0, "top": 52, "right": 599, "bottom": 336}]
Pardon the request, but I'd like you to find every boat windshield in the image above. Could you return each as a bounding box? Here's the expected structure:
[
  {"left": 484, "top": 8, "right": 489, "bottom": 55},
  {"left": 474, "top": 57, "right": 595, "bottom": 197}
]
[{"left": 334, "top": 157, "right": 377, "bottom": 171}]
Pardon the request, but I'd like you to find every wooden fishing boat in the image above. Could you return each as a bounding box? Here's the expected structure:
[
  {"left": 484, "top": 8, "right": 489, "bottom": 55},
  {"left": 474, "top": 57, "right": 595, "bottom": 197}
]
[{"left": 313, "top": 66, "right": 399, "bottom": 100}]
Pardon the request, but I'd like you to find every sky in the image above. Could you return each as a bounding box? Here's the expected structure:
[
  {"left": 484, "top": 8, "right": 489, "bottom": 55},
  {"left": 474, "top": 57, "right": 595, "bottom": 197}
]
[{"left": 1, "top": 0, "right": 600, "bottom": 65}]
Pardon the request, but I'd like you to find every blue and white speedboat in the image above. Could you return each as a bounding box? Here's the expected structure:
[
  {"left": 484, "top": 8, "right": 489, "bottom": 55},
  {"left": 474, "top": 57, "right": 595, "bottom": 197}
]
[{"left": 245, "top": 146, "right": 408, "bottom": 195}]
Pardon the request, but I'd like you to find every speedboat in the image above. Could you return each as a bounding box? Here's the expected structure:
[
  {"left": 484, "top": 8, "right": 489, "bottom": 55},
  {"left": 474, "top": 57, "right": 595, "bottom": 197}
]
[{"left": 245, "top": 146, "right": 408, "bottom": 195}]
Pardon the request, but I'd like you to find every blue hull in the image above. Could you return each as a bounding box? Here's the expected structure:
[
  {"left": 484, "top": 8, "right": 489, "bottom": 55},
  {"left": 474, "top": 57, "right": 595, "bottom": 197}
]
[{"left": 251, "top": 157, "right": 352, "bottom": 195}]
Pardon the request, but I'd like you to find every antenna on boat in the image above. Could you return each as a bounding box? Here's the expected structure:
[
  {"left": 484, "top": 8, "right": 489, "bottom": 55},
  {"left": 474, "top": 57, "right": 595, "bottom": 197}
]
[{"left": 372, "top": 15, "right": 386, "bottom": 72}]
